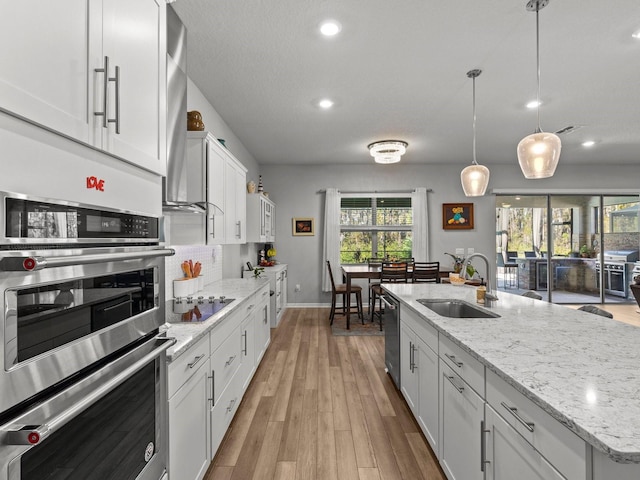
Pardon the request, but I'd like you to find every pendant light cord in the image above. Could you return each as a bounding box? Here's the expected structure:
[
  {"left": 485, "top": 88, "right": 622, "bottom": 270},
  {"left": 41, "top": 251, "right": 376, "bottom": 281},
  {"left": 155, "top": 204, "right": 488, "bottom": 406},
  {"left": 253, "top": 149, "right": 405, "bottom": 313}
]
[
  {"left": 472, "top": 74, "right": 477, "bottom": 165},
  {"left": 535, "top": 1, "right": 542, "bottom": 133}
]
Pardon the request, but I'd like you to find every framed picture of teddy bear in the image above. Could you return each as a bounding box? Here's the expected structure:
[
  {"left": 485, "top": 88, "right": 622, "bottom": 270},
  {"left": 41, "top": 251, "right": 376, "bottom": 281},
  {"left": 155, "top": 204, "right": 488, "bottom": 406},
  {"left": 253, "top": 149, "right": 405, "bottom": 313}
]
[{"left": 442, "top": 203, "right": 474, "bottom": 230}]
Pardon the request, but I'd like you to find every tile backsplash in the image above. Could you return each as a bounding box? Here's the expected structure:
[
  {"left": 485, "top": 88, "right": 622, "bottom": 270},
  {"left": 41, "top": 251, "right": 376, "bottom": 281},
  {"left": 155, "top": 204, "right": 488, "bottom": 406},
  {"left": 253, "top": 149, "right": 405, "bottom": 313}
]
[{"left": 164, "top": 245, "right": 223, "bottom": 299}]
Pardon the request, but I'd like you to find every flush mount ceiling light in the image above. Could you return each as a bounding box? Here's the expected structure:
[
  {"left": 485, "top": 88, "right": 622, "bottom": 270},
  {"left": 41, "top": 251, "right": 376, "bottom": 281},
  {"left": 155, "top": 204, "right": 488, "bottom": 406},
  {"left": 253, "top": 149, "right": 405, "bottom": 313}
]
[
  {"left": 517, "top": 0, "right": 561, "bottom": 179},
  {"left": 368, "top": 140, "right": 408, "bottom": 164},
  {"left": 582, "top": 140, "right": 596, "bottom": 147},
  {"left": 461, "top": 69, "right": 490, "bottom": 197}
]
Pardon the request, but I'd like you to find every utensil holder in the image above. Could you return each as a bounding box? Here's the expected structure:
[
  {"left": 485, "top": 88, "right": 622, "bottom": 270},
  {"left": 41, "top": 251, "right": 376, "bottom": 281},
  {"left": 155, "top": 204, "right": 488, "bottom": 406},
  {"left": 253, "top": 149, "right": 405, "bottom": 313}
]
[{"left": 174, "top": 278, "right": 197, "bottom": 298}]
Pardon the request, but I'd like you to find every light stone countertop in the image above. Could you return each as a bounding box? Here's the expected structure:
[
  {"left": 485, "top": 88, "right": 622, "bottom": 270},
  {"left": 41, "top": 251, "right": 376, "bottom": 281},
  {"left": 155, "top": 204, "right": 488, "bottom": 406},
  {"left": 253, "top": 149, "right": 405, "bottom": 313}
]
[
  {"left": 160, "top": 277, "right": 270, "bottom": 361},
  {"left": 383, "top": 283, "right": 640, "bottom": 464}
]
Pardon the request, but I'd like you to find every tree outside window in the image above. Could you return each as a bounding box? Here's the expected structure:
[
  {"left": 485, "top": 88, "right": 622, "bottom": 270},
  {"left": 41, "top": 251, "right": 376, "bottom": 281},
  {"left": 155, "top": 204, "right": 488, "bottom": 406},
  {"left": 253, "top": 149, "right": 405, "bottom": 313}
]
[{"left": 340, "top": 196, "right": 412, "bottom": 264}]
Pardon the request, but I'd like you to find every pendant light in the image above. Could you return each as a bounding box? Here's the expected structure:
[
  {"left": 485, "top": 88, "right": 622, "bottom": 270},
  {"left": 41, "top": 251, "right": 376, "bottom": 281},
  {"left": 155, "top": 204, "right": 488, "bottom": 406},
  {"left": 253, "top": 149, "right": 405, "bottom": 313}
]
[
  {"left": 517, "top": 0, "right": 561, "bottom": 179},
  {"left": 460, "top": 69, "right": 490, "bottom": 197}
]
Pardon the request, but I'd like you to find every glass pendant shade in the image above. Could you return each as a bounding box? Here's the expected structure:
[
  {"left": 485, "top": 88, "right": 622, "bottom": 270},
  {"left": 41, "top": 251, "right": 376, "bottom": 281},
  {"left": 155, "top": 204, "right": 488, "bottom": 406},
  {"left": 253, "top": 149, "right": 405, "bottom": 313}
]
[
  {"left": 461, "top": 164, "right": 490, "bottom": 196},
  {"left": 517, "top": 130, "right": 561, "bottom": 178}
]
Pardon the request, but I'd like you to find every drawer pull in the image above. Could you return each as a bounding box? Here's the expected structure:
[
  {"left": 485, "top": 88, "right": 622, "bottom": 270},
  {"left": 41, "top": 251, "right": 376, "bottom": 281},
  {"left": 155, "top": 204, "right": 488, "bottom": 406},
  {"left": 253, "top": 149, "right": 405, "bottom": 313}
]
[
  {"left": 187, "top": 354, "right": 205, "bottom": 369},
  {"left": 226, "top": 398, "right": 237, "bottom": 413},
  {"left": 445, "top": 374, "right": 464, "bottom": 393},
  {"left": 225, "top": 355, "right": 237, "bottom": 366},
  {"left": 444, "top": 353, "right": 463, "bottom": 368},
  {"left": 501, "top": 401, "right": 535, "bottom": 432}
]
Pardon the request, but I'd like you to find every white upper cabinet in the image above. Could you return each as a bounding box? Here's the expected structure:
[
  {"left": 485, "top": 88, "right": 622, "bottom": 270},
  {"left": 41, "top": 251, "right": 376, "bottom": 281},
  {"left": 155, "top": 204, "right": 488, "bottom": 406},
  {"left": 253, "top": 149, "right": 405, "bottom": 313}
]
[
  {"left": 0, "top": 1, "right": 96, "bottom": 143},
  {"left": 0, "top": 0, "right": 166, "bottom": 175},
  {"left": 246, "top": 194, "right": 276, "bottom": 243}
]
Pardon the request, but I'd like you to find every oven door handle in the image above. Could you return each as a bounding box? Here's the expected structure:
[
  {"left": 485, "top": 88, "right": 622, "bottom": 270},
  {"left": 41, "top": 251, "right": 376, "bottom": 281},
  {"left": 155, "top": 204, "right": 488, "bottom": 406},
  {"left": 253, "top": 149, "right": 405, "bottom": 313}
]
[
  {"left": 3, "top": 337, "right": 175, "bottom": 446},
  {"left": 0, "top": 248, "right": 175, "bottom": 271}
]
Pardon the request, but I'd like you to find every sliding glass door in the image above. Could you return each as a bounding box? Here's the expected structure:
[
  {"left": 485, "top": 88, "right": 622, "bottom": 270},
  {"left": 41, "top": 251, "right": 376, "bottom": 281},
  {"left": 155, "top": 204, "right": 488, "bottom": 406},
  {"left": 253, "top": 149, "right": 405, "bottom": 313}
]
[{"left": 496, "top": 194, "right": 639, "bottom": 305}]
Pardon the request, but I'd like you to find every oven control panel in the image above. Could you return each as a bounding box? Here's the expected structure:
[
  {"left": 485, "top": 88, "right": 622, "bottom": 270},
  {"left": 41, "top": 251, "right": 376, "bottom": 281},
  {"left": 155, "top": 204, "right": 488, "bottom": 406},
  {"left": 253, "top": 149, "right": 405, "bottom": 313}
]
[{"left": 3, "top": 195, "right": 159, "bottom": 244}]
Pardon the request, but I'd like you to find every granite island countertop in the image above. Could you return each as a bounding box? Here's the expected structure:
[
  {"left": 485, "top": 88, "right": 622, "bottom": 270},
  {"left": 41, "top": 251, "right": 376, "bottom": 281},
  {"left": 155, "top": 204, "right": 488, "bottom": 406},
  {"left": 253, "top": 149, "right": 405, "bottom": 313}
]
[
  {"left": 383, "top": 283, "right": 640, "bottom": 464},
  {"left": 160, "top": 277, "right": 269, "bottom": 361}
]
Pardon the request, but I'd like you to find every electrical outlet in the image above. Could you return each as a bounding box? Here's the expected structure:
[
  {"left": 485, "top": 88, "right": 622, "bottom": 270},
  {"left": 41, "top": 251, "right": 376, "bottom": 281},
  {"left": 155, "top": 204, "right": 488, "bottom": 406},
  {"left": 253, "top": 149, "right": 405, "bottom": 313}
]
[
  {"left": 455, "top": 248, "right": 465, "bottom": 255},
  {"left": 295, "top": 284, "right": 301, "bottom": 292},
  {"left": 467, "top": 247, "right": 475, "bottom": 254}
]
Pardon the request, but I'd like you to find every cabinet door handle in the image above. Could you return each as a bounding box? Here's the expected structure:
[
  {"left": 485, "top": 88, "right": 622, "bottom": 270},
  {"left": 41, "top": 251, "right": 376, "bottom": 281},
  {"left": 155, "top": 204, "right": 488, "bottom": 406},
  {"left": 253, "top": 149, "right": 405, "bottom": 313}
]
[
  {"left": 262, "top": 291, "right": 268, "bottom": 297},
  {"left": 209, "top": 216, "right": 215, "bottom": 239},
  {"left": 411, "top": 344, "right": 418, "bottom": 373},
  {"left": 208, "top": 370, "right": 215, "bottom": 406},
  {"left": 480, "top": 420, "right": 491, "bottom": 472},
  {"left": 501, "top": 401, "right": 535, "bottom": 432},
  {"left": 409, "top": 341, "right": 413, "bottom": 373},
  {"left": 108, "top": 65, "right": 120, "bottom": 133},
  {"left": 187, "top": 354, "right": 205, "bottom": 369},
  {"left": 236, "top": 221, "right": 242, "bottom": 238},
  {"left": 242, "top": 331, "right": 247, "bottom": 355},
  {"left": 445, "top": 374, "right": 464, "bottom": 393},
  {"left": 225, "top": 355, "right": 236, "bottom": 366},
  {"left": 444, "top": 353, "right": 463, "bottom": 368},
  {"left": 94, "top": 56, "right": 110, "bottom": 127}
]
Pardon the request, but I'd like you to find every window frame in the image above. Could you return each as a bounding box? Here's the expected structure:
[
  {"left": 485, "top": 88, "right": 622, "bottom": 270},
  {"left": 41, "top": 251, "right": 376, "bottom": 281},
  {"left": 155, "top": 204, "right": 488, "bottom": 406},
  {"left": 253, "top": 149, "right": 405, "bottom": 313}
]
[{"left": 339, "top": 193, "right": 413, "bottom": 264}]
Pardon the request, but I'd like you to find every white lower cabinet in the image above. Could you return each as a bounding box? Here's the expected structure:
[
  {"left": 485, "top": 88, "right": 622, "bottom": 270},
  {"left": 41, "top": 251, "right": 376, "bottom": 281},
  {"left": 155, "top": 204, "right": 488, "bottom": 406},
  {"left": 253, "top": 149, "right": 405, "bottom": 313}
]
[
  {"left": 439, "top": 362, "right": 484, "bottom": 480},
  {"left": 167, "top": 284, "right": 271, "bottom": 480},
  {"left": 168, "top": 360, "right": 211, "bottom": 480},
  {"left": 484, "top": 405, "right": 564, "bottom": 480},
  {"left": 168, "top": 335, "right": 211, "bottom": 480},
  {"left": 401, "top": 325, "right": 439, "bottom": 451},
  {"left": 209, "top": 368, "right": 241, "bottom": 457},
  {"left": 254, "top": 287, "right": 271, "bottom": 364}
]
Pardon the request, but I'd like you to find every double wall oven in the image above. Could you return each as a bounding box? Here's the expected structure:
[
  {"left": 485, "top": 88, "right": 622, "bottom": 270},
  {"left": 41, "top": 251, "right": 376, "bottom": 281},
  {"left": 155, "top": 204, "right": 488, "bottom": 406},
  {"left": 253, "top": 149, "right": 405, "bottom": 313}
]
[{"left": 0, "top": 192, "right": 174, "bottom": 480}]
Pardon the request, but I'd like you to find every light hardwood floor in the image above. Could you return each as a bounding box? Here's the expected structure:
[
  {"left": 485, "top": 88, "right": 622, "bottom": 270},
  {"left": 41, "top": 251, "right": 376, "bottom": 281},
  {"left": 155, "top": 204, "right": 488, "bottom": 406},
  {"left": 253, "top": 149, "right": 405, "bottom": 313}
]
[{"left": 204, "top": 307, "right": 446, "bottom": 480}]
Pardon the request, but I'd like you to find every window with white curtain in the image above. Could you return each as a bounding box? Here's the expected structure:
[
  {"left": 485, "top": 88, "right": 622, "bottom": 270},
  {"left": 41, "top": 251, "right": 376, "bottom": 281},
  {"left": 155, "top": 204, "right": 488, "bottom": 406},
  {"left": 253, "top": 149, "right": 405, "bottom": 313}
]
[{"left": 339, "top": 195, "right": 413, "bottom": 264}]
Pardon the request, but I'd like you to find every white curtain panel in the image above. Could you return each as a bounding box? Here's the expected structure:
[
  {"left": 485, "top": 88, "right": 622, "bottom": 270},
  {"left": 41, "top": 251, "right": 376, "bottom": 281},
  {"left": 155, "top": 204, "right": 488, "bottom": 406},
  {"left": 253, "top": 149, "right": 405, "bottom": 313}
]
[
  {"left": 322, "top": 188, "right": 341, "bottom": 292},
  {"left": 412, "top": 187, "right": 429, "bottom": 262}
]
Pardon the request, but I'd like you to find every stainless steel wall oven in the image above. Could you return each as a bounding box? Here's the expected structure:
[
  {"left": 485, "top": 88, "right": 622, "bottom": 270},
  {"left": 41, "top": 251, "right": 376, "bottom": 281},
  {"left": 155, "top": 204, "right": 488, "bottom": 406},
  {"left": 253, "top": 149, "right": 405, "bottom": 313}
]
[{"left": 0, "top": 192, "right": 174, "bottom": 480}]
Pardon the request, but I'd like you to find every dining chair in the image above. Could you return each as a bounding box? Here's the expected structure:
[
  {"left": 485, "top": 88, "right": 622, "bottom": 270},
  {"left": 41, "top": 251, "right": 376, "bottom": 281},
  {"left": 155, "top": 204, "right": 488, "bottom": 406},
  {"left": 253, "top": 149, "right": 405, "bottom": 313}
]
[
  {"left": 577, "top": 305, "right": 613, "bottom": 318},
  {"left": 370, "top": 261, "right": 409, "bottom": 329},
  {"left": 326, "top": 261, "right": 364, "bottom": 325},
  {"left": 507, "top": 251, "right": 518, "bottom": 261},
  {"left": 366, "top": 257, "right": 386, "bottom": 316},
  {"left": 524, "top": 251, "right": 537, "bottom": 258},
  {"left": 412, "top": 261, "right": 440, "bottom": 283}
]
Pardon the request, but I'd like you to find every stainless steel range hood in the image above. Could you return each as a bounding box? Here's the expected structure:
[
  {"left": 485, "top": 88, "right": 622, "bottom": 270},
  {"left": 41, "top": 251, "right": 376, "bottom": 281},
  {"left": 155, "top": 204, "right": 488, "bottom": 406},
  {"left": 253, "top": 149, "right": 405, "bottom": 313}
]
[{"left": 163, "top": 6, "right": 205, "bottom": 214}]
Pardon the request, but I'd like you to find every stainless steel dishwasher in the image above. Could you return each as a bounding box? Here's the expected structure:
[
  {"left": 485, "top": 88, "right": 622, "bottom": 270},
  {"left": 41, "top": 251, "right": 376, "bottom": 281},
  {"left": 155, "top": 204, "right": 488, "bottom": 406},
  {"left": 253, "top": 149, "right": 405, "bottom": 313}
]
[{"left": 382, "top": 293, "right": 401, "bottom": 389}]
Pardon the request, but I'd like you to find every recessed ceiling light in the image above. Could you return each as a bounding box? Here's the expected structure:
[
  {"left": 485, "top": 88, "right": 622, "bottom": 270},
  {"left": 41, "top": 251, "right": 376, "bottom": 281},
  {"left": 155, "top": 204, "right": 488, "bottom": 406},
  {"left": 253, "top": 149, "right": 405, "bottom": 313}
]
[
  {"left": 320, "top": 21, "right": 341, "bottom": 37},
  {"left": 582, "top": 140, "right": 596, "bottom": 147},
  {"left": 632, "top": 30, "right": 640, "bottom": 39},
  {"left": 318, "top": 98, "right": 334, "bottom": 109},
  {"left": 526, "top": 100, "right": 541, "bottom": 109}
]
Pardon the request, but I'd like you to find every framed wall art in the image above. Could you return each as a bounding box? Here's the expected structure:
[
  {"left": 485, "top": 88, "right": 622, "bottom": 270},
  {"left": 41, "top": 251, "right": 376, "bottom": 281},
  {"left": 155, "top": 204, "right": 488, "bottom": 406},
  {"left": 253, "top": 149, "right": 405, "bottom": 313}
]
[
  {"left": 442, "top": 203, "right": 474, "bottom": 230},
  {"left": 292, "top": 217, "right": 315, "bottom": 236}
]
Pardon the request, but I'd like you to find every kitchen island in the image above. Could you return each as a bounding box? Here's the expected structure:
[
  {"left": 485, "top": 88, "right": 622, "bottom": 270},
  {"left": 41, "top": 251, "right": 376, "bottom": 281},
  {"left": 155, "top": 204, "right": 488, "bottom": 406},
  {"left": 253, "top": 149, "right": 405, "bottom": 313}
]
[{"left": 384, "top": 283, "right": 640, "bottom": 479}]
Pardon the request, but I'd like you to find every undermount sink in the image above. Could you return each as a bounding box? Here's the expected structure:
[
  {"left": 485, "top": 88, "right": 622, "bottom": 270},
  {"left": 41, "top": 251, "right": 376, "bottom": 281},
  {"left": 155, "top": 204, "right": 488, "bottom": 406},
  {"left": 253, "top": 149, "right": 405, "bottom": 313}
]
[{"left": 417, "top": 299, "right": 500, "bottom": 319}]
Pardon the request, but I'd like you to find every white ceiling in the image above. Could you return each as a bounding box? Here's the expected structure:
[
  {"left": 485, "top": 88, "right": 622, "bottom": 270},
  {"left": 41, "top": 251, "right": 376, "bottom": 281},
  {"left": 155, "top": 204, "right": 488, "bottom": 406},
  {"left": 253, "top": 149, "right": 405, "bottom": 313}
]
[{"left": 171, "top": 0, "right": 640, "bottom": 167}]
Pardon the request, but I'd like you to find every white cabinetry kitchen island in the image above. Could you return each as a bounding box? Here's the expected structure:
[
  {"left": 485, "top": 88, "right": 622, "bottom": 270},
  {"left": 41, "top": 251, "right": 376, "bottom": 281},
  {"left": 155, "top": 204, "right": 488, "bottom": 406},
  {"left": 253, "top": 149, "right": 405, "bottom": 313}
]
[
  {"left": 385, "top": 283, "right": 640, "bottom": 480},
  {"left": 164, "top": 278, "right": 270, "bottom": 480}
]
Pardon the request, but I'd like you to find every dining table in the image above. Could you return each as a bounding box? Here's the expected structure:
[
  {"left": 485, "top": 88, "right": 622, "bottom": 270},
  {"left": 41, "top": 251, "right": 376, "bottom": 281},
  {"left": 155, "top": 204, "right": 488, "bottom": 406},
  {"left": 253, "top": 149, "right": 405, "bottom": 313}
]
[{"left": 341, "top": 264, "right": 382, "bottom": 329}]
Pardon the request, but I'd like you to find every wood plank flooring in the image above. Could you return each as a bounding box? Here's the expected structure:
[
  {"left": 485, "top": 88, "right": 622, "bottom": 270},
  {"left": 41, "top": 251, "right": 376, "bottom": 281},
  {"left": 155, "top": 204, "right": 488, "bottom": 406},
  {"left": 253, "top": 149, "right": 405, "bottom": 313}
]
[{"left": 204, "top": 307, "right": 445, "bottom": 480}]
